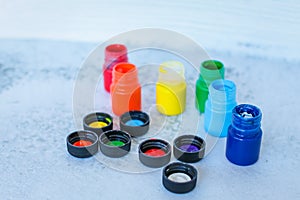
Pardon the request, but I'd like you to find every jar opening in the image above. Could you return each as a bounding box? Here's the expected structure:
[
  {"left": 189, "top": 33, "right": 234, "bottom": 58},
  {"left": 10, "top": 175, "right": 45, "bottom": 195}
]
[
  {"left": 236, "top": 106, "right": 260, "bottom": 118},
  {"left": 202, "top": 60, "right": 223, "bottom": 70},
  {"left": 115, "top": 63, "right": 136, "bottom": 73},
  {"left": 106, "top": 44, "right": 127, "bottom": 53}
]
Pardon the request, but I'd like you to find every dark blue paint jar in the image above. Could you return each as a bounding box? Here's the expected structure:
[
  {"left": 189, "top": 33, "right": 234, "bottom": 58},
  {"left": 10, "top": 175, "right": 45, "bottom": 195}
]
[{"left": 226, "top": 104, "right": 263, "bottom": 166}]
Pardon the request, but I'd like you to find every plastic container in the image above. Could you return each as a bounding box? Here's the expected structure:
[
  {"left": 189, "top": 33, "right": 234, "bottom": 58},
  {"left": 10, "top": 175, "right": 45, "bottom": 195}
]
[
  {"left": 195, "top": 60, "right": 224, "bottom": 113},
  {"left": 204, "top": 79, "right": 237, "bottom": 137},
  {"left": 110, "top": 63, "right": 141, "bottom": 116},
  {"left": 226, "top": 104, "right": 263, "bottom": 166},
  {"left": 103, "top": 44, "right": 128, "bottom": 92},
  {"left": 156, "top": 61, "right": 186, "bottom": 116}
]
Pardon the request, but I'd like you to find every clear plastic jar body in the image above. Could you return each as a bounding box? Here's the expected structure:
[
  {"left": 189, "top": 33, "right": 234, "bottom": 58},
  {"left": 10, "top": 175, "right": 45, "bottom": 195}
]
[{"left": 204, "top": 79, "right": 237, "bottom": 137}]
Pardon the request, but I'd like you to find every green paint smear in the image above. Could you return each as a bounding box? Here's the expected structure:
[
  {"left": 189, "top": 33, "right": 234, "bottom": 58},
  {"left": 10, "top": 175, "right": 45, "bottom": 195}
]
[{"left": 107, "top": 141, "right": 125, "bottom": 147}]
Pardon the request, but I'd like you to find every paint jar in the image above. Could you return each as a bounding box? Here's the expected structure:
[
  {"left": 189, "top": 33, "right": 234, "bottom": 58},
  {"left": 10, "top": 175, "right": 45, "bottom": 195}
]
[
  {"left": 162, "top": 162, "right": 197, "bottom": 194},
  {"left": 66, "top": 130, "right": 98, "bottom": 158},
  {"left": 156, "top": 61, "right": 186, "bottom": 116},
  {"left": 204, "top": 79, "right": 237, "bottom": 137},
  {"left": 195, "top": 60, "right": 224, "bottom": 113},
  {"left": 83, "top": 112, "right": 113, "bottom": 136},
  {"left": 120, "top": 111, "right": 150, "bottom": 137},
  {"left": 139, "top": 139, "right": 171, "bottom": 168},
  {"left": 99, "top": 130, "right": 131, "bottom": 158},
  {"left": 110, "top": 63, "right": 141, "bottom": 116},
  {"left": 103, "top": 44, "right": 128, "bottom": 92},
  {"left": 173, "top": 135, "right": 205, "bottom": 163},
  {"left": 226, "top": 104, "right": 263, "bottom": 166}
]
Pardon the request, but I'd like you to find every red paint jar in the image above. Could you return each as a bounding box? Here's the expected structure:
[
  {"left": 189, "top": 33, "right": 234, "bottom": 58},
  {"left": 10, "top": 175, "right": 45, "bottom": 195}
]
[
  {"left": 110, "top": 63, "right": 141, "bottom": 116},
  {"left": 103, "top": 44, "right": 128, "bottom": 92}
]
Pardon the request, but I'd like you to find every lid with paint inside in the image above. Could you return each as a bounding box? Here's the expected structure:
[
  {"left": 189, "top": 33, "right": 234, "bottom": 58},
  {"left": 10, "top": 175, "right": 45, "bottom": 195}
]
[
  {"left": 138, "top": 139, "right": 171, "bottom": 168},
  {"left": 173, "top": 135, "right": 206, "bottom": 163},
  {"left": 99, "top": 130, "right": 131, "bottom": 158},
  {"left": 120, "top": 111, "right": 150, "bottom": 137},
  {"left": 162, "top": 162, "right": 198, "bottom": 194},
  {"left": 66, "top": 130, "right": 98, "bottom": 158},
  {"left": 83, "top": 112, "right": 113, "bottom": 136}
]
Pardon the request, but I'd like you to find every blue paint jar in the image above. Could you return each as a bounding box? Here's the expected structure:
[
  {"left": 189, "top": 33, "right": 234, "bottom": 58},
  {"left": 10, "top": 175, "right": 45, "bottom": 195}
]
[
  {"left": 204, "top": 79, "right": 237, "bottom": 137},
  {"left": 226, "top": 104, "right": 263, "bottom": 166}
]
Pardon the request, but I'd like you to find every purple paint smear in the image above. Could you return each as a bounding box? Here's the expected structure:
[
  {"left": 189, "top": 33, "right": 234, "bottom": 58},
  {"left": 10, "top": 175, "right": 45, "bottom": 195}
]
[{"left": 179, "top": 144, "right": 200, "bottom": 152}]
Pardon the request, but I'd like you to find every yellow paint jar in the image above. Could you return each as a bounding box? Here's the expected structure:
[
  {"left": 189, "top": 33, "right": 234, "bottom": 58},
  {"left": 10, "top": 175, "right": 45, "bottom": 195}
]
[{"left": 156, "top": 61, "right": 186, "bottom": 116}]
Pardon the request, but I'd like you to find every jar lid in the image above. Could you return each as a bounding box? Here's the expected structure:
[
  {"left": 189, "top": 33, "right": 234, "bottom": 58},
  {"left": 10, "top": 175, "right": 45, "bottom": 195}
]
[
  {"left": 173, "top": 135, "right": 205, "bottom": 163},
  {"left": 120, "top": 111, "right": 150, "bottom": 137},
  {"left": 99, "top": 130, "right": 131, "bottom": 158},
  {"left": 162, "top": 162, "right": 198, "bottom": 193},
  {"left": 66, "top": 130, "right": 98, "bottom": 158},
  {"left": 83, "top": 112, "right": 113, "bottom": 136},
  {"left": 139, "top": 139, "right": 171, "bottom": 168}
]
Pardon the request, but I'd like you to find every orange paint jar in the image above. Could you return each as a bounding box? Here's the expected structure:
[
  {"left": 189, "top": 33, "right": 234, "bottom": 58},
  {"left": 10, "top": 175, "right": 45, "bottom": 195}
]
[{"left": 110, "top": 63, "right": 141, "bottom": 116}]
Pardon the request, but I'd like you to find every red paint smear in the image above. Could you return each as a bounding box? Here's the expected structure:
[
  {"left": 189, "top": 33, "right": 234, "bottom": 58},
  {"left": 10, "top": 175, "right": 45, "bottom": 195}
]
[
  {"left": 144, "top": 148, "right": 166, "bottom": 157},
  {"left": 73, "top": 140, "right": 92, "bottom": 147}
]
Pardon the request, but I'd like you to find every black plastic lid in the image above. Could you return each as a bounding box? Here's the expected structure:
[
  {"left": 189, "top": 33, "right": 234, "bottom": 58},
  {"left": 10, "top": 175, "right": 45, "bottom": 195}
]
[
  {"left": 173, "top": 135, "right": 206, "bottom": 163},
  {"left": 83, "top": 112, "right": 113, "bottom": 136},
  {"left": 99, "top": 130, "right": 131, "bottom": 158},
  {"left": 139, "top": 139, "right": 171, "bottom": 168},
  {"left": 120, "top": 111, "right": 150, "bottom": 137},
  {"left": 66, "top": 130, "right": 98, "bottom": 158},
  {"left": 163, "top": 162, "right": 198, "bottom": 194}
]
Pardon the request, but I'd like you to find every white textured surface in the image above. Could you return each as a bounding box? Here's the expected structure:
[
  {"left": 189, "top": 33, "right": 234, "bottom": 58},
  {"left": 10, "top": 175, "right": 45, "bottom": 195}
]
[
  {"left": 0, "top": 39, "right": 299, "bottom": 199},
  {"left": 0, "top": 0, "right": 299, "bottom": 199}
]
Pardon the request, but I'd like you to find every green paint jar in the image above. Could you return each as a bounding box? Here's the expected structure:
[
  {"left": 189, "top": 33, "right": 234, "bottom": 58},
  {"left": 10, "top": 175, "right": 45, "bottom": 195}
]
[{"left": 195, "top": 60, "right": 225, "bottom": 113}]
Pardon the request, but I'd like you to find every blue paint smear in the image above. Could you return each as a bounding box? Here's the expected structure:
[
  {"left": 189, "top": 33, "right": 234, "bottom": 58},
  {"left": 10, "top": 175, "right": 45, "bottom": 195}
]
[{"left": 125, "top": 119, "right": 144, "bottom": 126}]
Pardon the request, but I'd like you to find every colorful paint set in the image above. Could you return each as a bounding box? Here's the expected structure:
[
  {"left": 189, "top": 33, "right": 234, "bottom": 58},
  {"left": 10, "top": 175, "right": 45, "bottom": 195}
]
[{"left": 66, "top": 43, "right": 263, "bottom": 194}]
